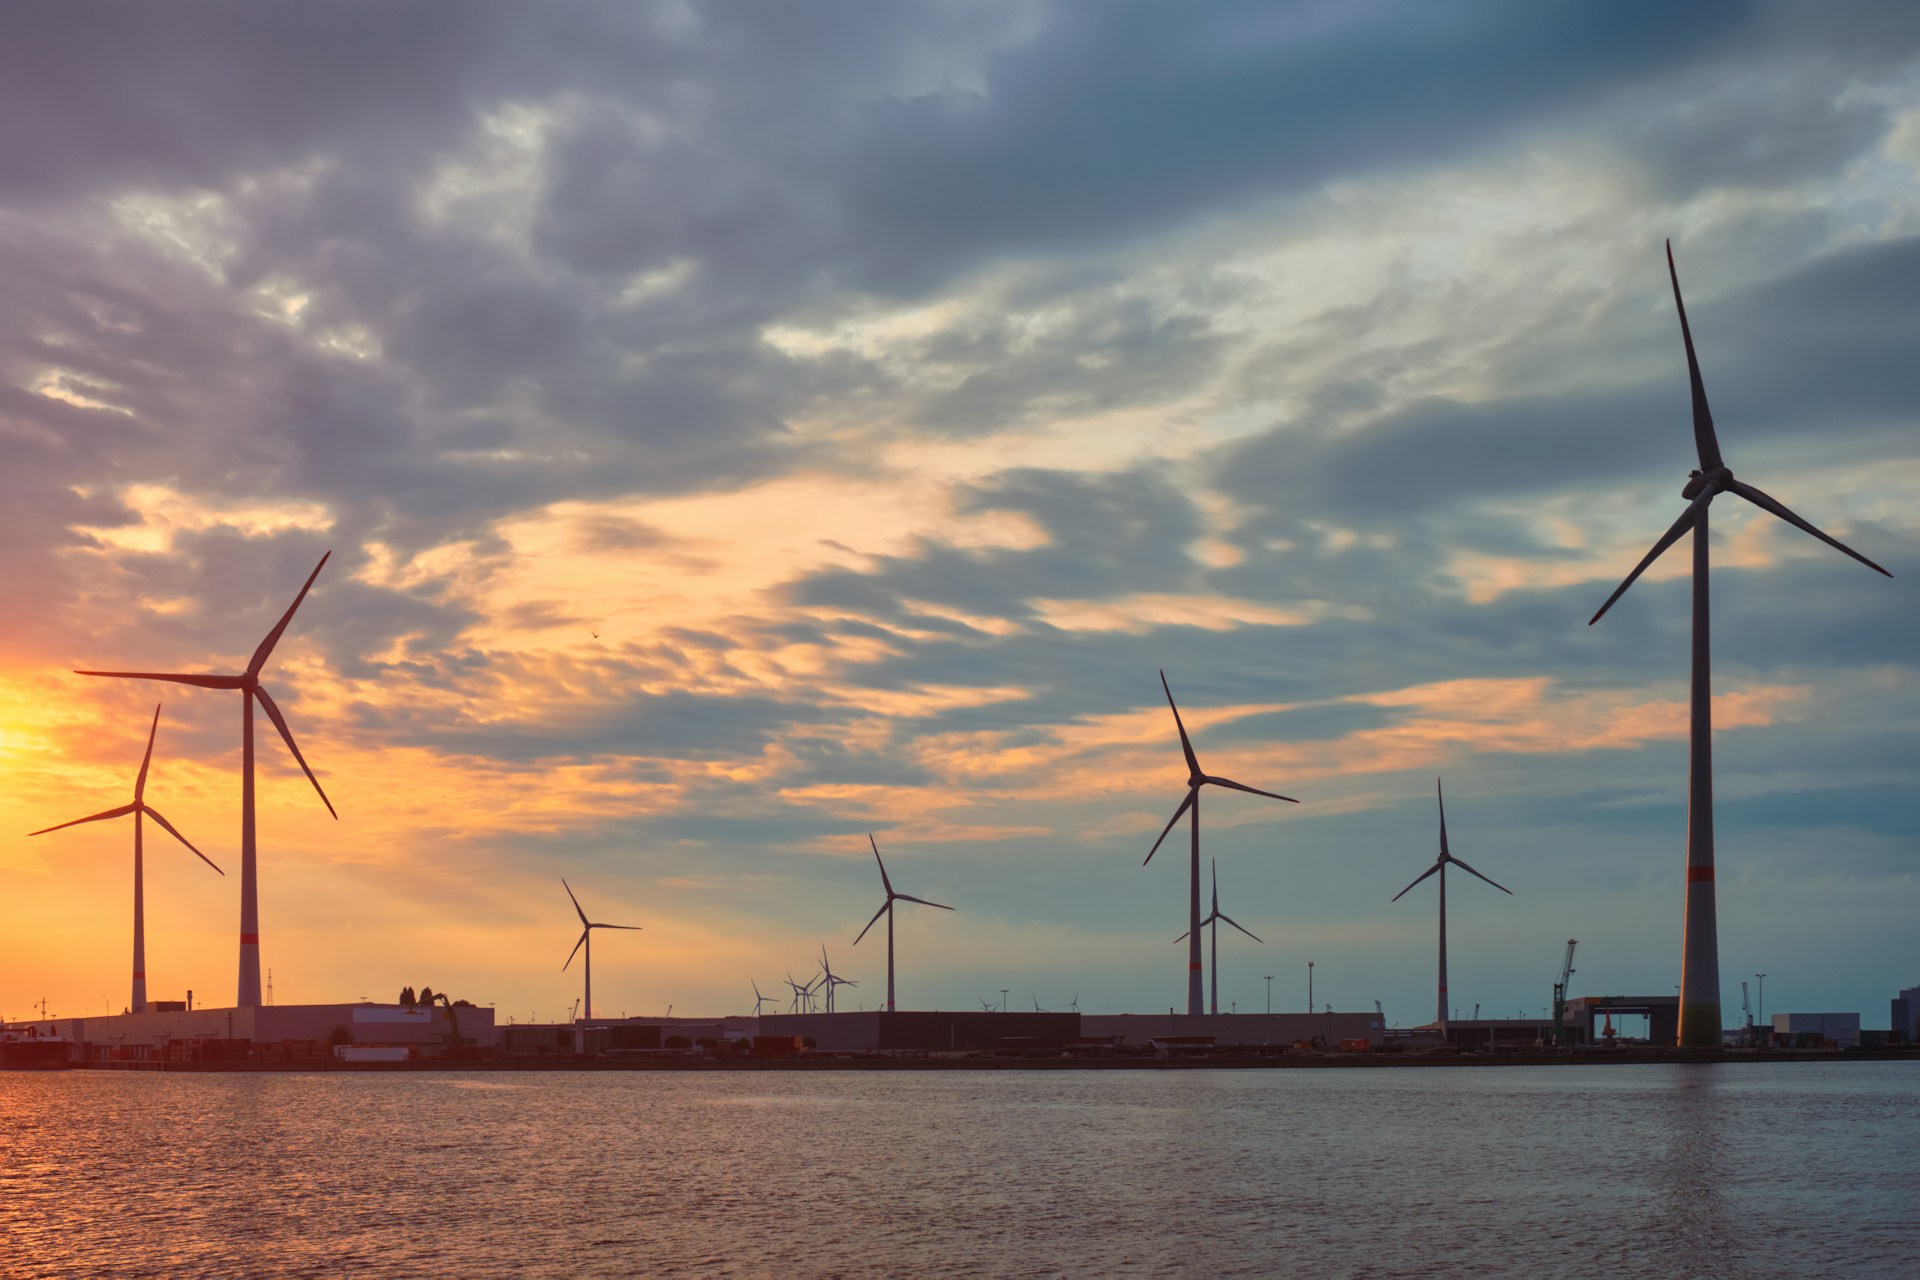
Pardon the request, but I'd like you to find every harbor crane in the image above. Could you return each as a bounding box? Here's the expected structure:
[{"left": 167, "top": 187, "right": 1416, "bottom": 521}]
[{"left": 1551, "top": 939, "right": 1578, "bottom": 1046}]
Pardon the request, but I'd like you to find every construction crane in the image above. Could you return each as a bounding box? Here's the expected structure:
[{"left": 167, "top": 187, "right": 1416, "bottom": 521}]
[
  {"left": 1374, "top": 999, "right": 1385, "bottom": 1027},
  {"left": 1551, "top": 939, "right": 1578, "bottom": 1046}
]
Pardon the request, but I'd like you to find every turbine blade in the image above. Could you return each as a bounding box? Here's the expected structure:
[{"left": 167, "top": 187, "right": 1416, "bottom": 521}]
[
  {"left": 249, "top": 551, "right": 331, "bottom": 676},
  {"left": 563, "top": 929, "right": 588, "bottom": 970},
  {"left": 1391, "top": 861, "right": 1442, "bottom": 902},
  {"left": 868, "top": 833, "right": 894, "bottom": 896},
  {"left": 1218, "top": 912, "right": 1263, "bottom": 944},
  {"left": 591, "top": 923, "right": 642, "bottom": 932},
  {"left": 29, "top": 802, "right": 137, "bottom": 836},
  {"left": 1728, "top": 479, "right": 1892, "bottom": 578},
  {"left": 1588, "top": 492, "right": 1708, "bottom": 625},
  {"left": 853, "top": 900, "right": 889, "bottom": 946},
  {"left": 73, "top": 671, "right": 244, "bottom": 689},
  {"left": 1449, "top": 854, "right": 1513, "bottom": 896},
  {"left": 562, "top": 878, "right": 589, "bottom": 927},
  {"left": 894, "top": 892, "right": 953, "bottom": 911},
  {"left": 141, "top": 804, "right": 223, "bottom": 875},
  {"left": 135, "top": 704, "right": 161, "bottom": 802},
  {"left": 1174, "top": 929, "right": 1191, "bottom": 943},
  {"left": 1144, "top": 788, "right": 1196, "bottom": 865},
  {"left": 1203, "top": 775, "right": 1299, "bottom": 804},
  {"left": 1666, "top": 241, "right": 1723, "bottom": 472},
  {"left": 1436, "top": 777, "right": 1449, "bottom": 857},
  {"left": 253, "top": 685, "right": 336, "bottom": 818},
  {"left": 1159, "top": 670, "right": 1202, "bottom": 776}
]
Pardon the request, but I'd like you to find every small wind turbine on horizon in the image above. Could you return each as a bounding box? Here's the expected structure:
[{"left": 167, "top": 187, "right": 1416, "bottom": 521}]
[
  {"left": 853, "top": 834, "right": 952, "bottom": 1012},
  {"left": 751, "top": 980, "right": 774, "bottom": 1016},
  {"left": 1391, "top": 779, "right": 1510, "bottom": 1031},
  {"left": 818, "top": 945, "right": 857, "bottom": 1013},
  {"left": 76, "top": 552, "right": 337, "bottom": 1008},
  {"left": 1589, "top": 242, "right": 1890, "bottom": 1048},
  {"left": 29, "top": 704, "right": 223, "bottom": 1014},
  {"left": 561, "top": 879, "right": 640, "bottom": 1023},
  {"left": 1146, "top": 670, "right": 1297, "bottom": 1017},
  {"left": 784, "top": 970, "right": 819, "bottom": 1014},
  {"left": 1175, "top": 858, "right": 1262, "bottom": 1016}
]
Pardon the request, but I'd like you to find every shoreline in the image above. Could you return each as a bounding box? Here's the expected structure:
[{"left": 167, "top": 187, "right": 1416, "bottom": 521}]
[{"left": 26, "top": 1047, "right": 1919, "bottom": 1073}]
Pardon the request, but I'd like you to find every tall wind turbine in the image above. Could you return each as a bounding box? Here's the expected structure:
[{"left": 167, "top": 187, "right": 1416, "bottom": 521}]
[
  {"left": 29, "top": 705, "right": 223, "bottom": 1013},
  {"left": 561, "top": 879, "right": 640, "bottom": 1022},
  {"left": 1175, "top": 858, "right": 1263, "bottom": 1016},
  {"left": 76, "top": 552, "right": 337, "bottom": 1007},
  {"left": 853, "top": 834, "right": 952, "bottom": 1012},
  {"left": 1146, "top": 670, "right": 1297, "bottom": 1016},
  {"left": 1391, "top": 779, "right": 1510, "bottom": 1029},
  {"left": 1590, "top": 243, "right": 1891, "bottom": 1048},
  {"left": 751, "top": 980, "right": 774, "bottom": 1016}
]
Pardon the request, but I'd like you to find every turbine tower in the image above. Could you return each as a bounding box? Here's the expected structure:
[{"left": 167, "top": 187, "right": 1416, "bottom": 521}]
[
  {"left": 1175, "top": 858, "right": 1262, "bottom": 1016},
  {"left": 29, "top": 704, "right": 223, "bottom": 1013},
  {"left": 1391, "top": 779, "right": 1511, "bottom": 1029},
  {"left": 1589, "top": 243, "right": 1890, "bottom": 1048},
  {"left": 853, "top": 834, "right": 952, "bottom": 1012},
  {"left": 1145, "top": 670, "right": 1296, "bottom": 1016},
  {"left": 561, "top": 879, "right": 640, "bottom": 1022},
  {"left": 76, "top": 552, "right": 337, "bottom": 1007}
]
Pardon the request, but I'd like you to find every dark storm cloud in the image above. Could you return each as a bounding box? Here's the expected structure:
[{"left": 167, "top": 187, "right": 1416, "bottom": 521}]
[{"left": 841, "top": 2, "right": 1758, "bottom": 284}]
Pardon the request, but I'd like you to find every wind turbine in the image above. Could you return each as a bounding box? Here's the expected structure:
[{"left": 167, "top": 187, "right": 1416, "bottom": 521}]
[
  {"left": 751, "top": 980, "right": 774, "bottom": 1016},
  {"left": 1145, "top": 670, "right": 1297, "bottom": 1016},
  {"left": 1175, "top": 858, "right": 1263, "bottom": 1016},
  {"left": 784, "top": 971, "right": 819, "bottom": 1014},
  {"left": 76, "top": 552, "right": 337, "bottom": 1008},
  {"left": 818, "top": 945, "right": 857, "bottom": 1013},
  {"left": 29, "top": 705, "right": 223, "bottom": 1013},
  {"left": 1589, "top": 243, "right": 1891, "bottom": 1047},
  {"left": 1391, "top": 780, "right": 1510, "bottom": 1030},
  {"left": 561, "top": 879, "right": 640, "bottom": 1023},
  {"left": 853, "top": 834, "right": 952, "bottom": 1012}
]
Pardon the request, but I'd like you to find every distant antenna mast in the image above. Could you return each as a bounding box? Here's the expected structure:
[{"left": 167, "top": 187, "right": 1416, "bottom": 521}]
[{"left": 267, "top": 968, "right": 274, "bottom": 1006}]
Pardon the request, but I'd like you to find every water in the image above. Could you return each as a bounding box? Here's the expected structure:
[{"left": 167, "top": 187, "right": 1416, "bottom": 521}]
[{"left": 2, "top": 1062, "right": 1914, "bottom": 1277}]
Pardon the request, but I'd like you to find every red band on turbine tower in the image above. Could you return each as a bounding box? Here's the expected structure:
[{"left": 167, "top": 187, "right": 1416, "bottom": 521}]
[
  {"left": 240, "top": 933, "right": 259, "bottom": 944},
  {"left": 1685, "top": 866, "right": 1714, "bottom": 883},
  {"left": 1189, "top": 962, "right": 1202, "bottom": 971},
  {"left": 132, "top": 971, "right": 145, "bottom": 979}
]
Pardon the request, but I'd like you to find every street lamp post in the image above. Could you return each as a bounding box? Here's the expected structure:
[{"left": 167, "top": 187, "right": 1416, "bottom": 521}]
[
  {"left": 1264, "top": 975, "right": 1273, "bottom": 1016},
  {"left": 1307, "top": 961, "right": 1314, "bottom": 1014},
  {"left": 1756, "top": 973, "right": 1766, "bottom": 1027}
]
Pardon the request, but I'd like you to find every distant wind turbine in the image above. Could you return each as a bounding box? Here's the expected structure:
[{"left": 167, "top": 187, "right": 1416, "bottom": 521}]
[
  {"left": 853, "top": 834, "right": 952, "bottom": 1012},
  {"left": 561, "top": 879, "right": 640, "bottom": 1022},
  {"left": 751, "top": 980, "right": 774, "bottom": 1016},
  {"left": 76, "top": 552, "right": 336, "bottom": 1007},
  {"left": 819, "top": 945, "right": 857, "bottom": 1013},
  {"left": 1391, "top": 780, "right": 1510, "bottom": 1030},
  {"left": 1146, "top": 671, "right": 1297, "bottom": 1016},
  {"left": 1588, "top": 243, "right": 1891, "bottom": 1048},
  {"left": 1175, "top": 858, "right": 1262, "bottom": 1016},
  {"left": 785, "top": 970, "right": 819, "bottom": 1014},
  {"left": 29, "top": 705, "right": 222, "bottom": 1014}
]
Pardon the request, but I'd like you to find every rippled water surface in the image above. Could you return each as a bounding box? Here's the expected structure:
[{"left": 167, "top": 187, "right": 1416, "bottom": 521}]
[{"left": 3, "top": 1062, "right": 1915, "bottom": 1277}]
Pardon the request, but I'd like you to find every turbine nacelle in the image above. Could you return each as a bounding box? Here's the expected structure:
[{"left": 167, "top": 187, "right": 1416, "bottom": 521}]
[{"left": 1681, "top": 465, "right": 1732, "bottom": 501}]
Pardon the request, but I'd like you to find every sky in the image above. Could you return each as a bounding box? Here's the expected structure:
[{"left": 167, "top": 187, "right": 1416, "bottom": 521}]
[{"left": 2, "top": 1, "right": 1916, "bottom": 1028}]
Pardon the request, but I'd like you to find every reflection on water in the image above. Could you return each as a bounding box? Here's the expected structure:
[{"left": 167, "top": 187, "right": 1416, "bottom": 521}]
[{"left": 2, "top": 1063, "right": 1914, "bottom": 1278}]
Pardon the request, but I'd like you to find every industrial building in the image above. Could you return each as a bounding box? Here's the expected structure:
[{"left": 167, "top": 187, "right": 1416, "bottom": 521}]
[
  {"left": 1771, "top": 1012, "right": 1860, "bottom": 1049},
  {"left": 1891, "top": 985, "right": 1919, "bottom": 1045},
  {"left": 4, "top": 1001, "right": 496, "bottom": 1062},
  {"left": 751, "top": 1009, "right": 1385, "bottom": 1053}
]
